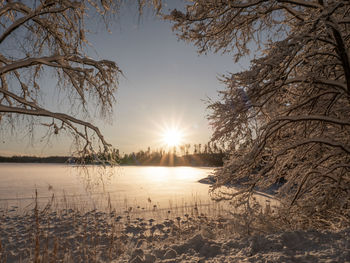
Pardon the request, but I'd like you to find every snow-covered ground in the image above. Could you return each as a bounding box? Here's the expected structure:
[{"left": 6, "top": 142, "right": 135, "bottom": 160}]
[
  {"left": 128, "top": 229, "right": 350, "bottom": 263},
  {"left": 1, "top": 207, "right": 349, "bottom": 263}
]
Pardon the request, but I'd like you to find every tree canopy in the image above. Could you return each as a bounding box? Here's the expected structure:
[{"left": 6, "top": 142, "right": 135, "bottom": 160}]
[
  {"left": 0, "top": 0, "right": 124, "bottom": 160},
  {"left": 0, "top": 0, "right": 161, "bottom": 160},
  {"left": 167, "top": 0, "right": 350, "bottom": 228}
]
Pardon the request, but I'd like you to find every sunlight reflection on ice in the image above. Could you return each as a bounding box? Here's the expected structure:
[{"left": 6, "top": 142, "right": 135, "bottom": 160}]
[
  {"left": 0, "top": 164, "right": 277, "bottom": 215},
  {"left": 0, "top": 164, "right": 214, "bottom": 212}
]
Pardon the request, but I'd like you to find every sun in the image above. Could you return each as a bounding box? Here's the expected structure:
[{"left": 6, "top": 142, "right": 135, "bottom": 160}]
[{"left": 162, "top": 128, "right": 183, "bottom": 147}]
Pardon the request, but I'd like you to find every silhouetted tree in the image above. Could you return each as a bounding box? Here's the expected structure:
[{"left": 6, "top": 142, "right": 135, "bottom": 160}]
[
  {"left": 193, "top": 144, "right": 198, "bottom": 154},
  {"left": 185, "top": 144, "right": 191, "bottom": 155},
  {"left": 206, "top": 142, "right": 211, "bottom": 154},
  {"left": 179, "top": 145, "right": 185, "bottom": 156}
]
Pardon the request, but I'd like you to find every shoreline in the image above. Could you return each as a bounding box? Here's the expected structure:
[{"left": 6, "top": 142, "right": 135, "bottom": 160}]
[{"left": 0, "top": 161, "right": 221, "bottom": 168}]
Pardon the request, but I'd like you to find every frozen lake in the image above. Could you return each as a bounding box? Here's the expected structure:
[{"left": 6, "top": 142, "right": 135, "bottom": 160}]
[{"left": 0, "top": 164, "right": 215, "bottom": 212}]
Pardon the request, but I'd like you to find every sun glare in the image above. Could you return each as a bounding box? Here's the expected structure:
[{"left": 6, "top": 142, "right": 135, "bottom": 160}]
[{"left": 162, "top": 128, "right": 183, "bottom": 147}]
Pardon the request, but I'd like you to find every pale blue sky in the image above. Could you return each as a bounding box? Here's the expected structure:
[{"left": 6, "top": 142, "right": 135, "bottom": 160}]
[{"left": 0, "top": 2, "right": 250, "bottom": 156}]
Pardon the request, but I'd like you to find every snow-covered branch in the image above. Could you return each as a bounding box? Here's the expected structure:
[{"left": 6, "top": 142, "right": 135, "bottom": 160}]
[
  {"left": 172, "top": 0, "right": 350, "bottom": 227},
  {"left": 0, "top": 0, "right": 123, "bottom": 160},
  {"left": 272, "top": 115, "right": 350, "bottom": 126},
  {"left": 0, "top": 104, "right": 110, "bottom": 149}
]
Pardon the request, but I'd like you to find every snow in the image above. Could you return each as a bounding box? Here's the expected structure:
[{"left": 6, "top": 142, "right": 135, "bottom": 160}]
[{"left": 0, "top": 207, "right": 349, "bottom": 262}]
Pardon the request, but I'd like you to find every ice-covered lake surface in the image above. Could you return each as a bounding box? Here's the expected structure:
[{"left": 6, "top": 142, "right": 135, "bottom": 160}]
[{"left": 0, "top": 163, "right": 215, "bottom": 212}]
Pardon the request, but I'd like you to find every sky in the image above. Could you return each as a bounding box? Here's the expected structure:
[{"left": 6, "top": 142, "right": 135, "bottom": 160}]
[{"left": 0, "top": 2, "right": 250, "bottom": 157}]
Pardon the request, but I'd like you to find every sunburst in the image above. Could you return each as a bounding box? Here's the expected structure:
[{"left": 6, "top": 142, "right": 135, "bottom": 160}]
[{"left": 162, "top": 128, "right": 183, "bottom": 147}]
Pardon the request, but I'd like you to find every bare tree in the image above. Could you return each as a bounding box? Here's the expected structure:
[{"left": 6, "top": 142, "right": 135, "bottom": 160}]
[
  {"left": 167, "top": 0, "right": 350, "bottom": 228},
  {"left": 0, "top": 0, "right": 123, "bottom": 160},
  {"left": 0, "top": 0, "right": 162, "bottom": 161}
]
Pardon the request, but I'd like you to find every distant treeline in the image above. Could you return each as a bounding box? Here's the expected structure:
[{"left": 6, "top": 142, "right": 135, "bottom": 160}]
[
  {"left": 0, "top": 143, "right": 226, "bottom": 166},
  {"left": 0, "top": 153, "right": 224, "bottom": 167},
  {"left": 120, "top": 152, "right": 224, "bottom": 166},
  {"left": 0, "top": 156, "right": 70, "bottom": 163},
  {"left": 119, "top": 143, "right": 225, "bottom": 166}
]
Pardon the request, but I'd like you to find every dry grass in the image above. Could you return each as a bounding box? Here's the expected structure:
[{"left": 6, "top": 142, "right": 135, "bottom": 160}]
[{"left": 0, "top": 190, "right": 245, "bottom": 263}]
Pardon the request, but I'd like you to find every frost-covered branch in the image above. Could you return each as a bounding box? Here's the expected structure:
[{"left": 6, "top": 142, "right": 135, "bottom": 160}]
[
  {"left": 0, "top": 0, "right": 124, "bottom": 160},
  {"left": 167, "top": 0, "right": 350, "bottom": 228}
]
